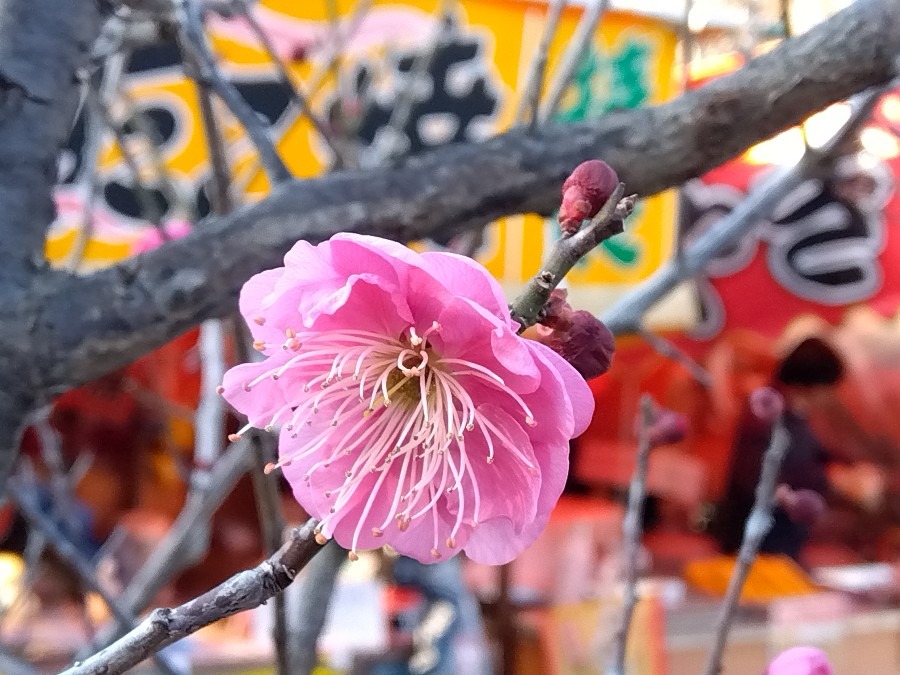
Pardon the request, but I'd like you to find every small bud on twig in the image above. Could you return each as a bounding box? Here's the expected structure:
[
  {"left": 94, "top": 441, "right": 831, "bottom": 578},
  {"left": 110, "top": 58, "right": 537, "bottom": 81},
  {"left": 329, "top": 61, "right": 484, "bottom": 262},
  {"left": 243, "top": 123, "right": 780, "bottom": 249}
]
[
  {"left": 633, "top": 400, "right": 689, "bottom": 448},
  {"left": 534, "top": 289, "right": 615, "bottom": 379},
  {"left": 774, "top": 484, "right": 826, "bottom": 528},
  {"left": 559, "top": 160, "right": 619, "bottom": 234},
  {"left": 750, "top": 386, "right": 785, "bottom": 423}
]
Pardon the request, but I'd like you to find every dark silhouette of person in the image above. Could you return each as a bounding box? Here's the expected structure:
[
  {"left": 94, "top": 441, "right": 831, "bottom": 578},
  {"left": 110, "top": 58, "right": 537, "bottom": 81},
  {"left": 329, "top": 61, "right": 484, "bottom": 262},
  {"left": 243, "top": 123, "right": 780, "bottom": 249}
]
[{"left": 712, "top": 337, "right": 845, "bottom": 560}]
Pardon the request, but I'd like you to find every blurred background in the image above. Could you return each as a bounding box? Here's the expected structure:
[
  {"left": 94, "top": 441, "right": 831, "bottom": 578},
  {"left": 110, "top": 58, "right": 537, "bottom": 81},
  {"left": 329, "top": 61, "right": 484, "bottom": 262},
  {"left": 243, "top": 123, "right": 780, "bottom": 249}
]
[{"left": 7, "top": 0, "right": 900, "bottom": 673}]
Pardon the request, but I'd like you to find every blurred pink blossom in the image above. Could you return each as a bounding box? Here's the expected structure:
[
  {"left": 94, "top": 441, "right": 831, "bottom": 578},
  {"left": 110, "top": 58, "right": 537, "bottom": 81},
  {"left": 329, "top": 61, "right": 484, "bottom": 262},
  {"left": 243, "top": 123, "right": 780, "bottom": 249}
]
[
  {"left": 765, "top": 646, "right": 833, "bottom": 675},
  {"left": 131, "top": 220, "right": 193, "bottom": 255},
  {"left": 220, "top": 233, "right": 594, "bottom": 564}
]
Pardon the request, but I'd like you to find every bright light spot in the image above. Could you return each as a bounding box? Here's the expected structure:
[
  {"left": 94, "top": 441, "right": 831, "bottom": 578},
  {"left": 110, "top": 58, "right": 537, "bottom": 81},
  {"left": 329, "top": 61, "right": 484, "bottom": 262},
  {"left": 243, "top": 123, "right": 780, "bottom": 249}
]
[
  {"left": 860, "top": 126, "right": 900, "bottom": 160},
  {"left": 804, "top": 104, "right": 852, "bottom": 148}
]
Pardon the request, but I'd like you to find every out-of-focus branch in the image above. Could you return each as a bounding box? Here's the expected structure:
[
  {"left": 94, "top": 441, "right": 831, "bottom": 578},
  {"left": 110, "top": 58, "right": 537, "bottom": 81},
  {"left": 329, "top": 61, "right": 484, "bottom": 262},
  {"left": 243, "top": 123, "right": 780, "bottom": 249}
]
[
  {"left": 60, "top": 519, "right": 324, "bottom": 675},
  {"left": 510, "top": 185, "right": 633, "bottom": 329},
  {"left": 288, "top": 540, "right": 346, "bottom": 675},
  {"left": 81, "top": 437, "right": 252, "bottom": 656},
  {"left": 8, "top": 478, "right": 180, "bottom": 675},
  {"left": 602, "top": 83, "right": 889, "bottom": 335},
  {"left": 702, "top": 419, "right": 790, "bottom": 675},
  {"left": 638, "top": 327, "right": 712, "bottom": 387},
  {"left": 513, "top": 0, "right": 567, "bottom": 129},
  {"left": 538, "top": 0, "right": 609, "bottom": 123},
  {"left": 609, "top": 395, "right": 653, "bottom": 675},
  {"left": 177, "top": 0, "right": 291, "bottom": 185}
]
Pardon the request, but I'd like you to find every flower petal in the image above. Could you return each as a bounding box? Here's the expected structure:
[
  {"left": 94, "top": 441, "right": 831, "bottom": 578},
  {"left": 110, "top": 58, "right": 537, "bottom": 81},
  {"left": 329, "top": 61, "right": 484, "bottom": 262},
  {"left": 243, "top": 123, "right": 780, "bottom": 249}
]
[{"left": 419, "top": 251, "right": 514, "bottom": 326}]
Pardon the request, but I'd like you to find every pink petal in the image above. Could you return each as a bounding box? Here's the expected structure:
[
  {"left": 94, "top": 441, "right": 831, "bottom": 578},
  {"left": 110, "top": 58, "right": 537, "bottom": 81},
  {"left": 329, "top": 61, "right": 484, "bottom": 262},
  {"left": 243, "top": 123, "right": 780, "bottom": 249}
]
[
  {"left": 303, "top": 274, "right": 414, "bottom": 337},
  {"left": 463, "top": 515, "right": 546, "bottom": 565},
  {"left": 419, "top": 251, "right": 514, "bottom": 327},
  {"left": 526, "top": 340, "right": 595, "bottom": 437},
  {"left": 434, "top": 296, "right": 541, "bottom": 393},
  {"left": 220, "top": 357, "right": 293, "bottom": 427},
  {"left": 452, "top": 404, "right": 540, "bottom": 531}
]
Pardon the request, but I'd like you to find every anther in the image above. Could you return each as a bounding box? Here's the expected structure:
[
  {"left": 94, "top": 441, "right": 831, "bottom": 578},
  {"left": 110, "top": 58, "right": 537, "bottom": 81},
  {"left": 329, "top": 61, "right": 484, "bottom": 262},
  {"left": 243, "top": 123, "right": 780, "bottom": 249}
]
[
  {"left": 228, "top": 433, "right": 242, "bottom": 442},
  {"left": 430, "top": 548, "right": 441, "bottom": 559},
  {"left": 216, "top": 385, "right": 225, "bottom": 395},
  {"left": 285, "top": 328, "right": 296, "bottom": 338},
  {"left": 315, "top": 532, "right": 328, "bottom": 545},
  {"left": 348, "top": 551, "right": 359, "bottom": 561},
  {"left": 446, "top": 537, "right": 456, "bottom": 549},
  {"left": 253, "top": 316, "right": 266, "bottom": 325},
  {"left": 253, "top": 340, "right": 266, "bottom": 351},
  {"left": 263, "top": 462, "right": 277, "bottom": 474},
  {"left": 372, "top": 527, "right": 383, "bottom": 537}
]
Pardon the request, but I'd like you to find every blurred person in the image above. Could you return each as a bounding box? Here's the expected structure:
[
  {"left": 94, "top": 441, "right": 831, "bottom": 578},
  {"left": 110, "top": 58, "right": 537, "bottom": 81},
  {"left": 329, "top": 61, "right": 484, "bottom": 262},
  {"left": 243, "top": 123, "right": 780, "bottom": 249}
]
[{"left": 711, "top": 337, "right": 862, "bottom": 560}]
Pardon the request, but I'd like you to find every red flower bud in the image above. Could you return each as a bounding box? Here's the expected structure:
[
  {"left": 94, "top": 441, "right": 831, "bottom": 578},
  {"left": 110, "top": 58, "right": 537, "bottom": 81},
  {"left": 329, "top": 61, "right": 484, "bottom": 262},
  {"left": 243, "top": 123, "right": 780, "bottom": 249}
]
[
  {"left": 558, "top": 160, "right": 619, "bottom": 234},
  {"left": 775, "top": 485, "right": 826, "bottom": 528},
  {"left": 534, "top": 291, "right": 614, "bottom": 380},
  {"left": 634, "top": 402, "right": 689, "bottom": 448},
  {"left": 749, "top": 386, "right": 785, "bottom": 423}
]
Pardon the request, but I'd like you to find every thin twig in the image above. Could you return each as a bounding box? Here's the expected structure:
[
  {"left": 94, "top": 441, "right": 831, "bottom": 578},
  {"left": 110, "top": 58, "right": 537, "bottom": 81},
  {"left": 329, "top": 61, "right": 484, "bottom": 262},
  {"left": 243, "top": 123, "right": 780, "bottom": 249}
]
[
  {"left": 702, "top": 418, "right": 790, "bottom": 675},
  {"left": 189, "top": 50, "right": 235, "bottom": 215},
  {"left": 60, "top": 519, "right": 324, "bottom": 675},
  {"left": 602, "top": 84, "right": 887, "bottom": 335},
  {"left": 638, "top": 327, "right": 712, "bottom": 387},
  {"left": 304, "top": 0, "right": 374, "bottom": 99},
  {"left": 178, "top": 0, "right": 291, "bottom": 184},
  {"left": 8, "top": 479, "right": 179, "bottom": 675},
  {"left": 287, "top": 540, "right": 346, "bottom": 675},
  {"left": 513, "top": 0, "right": 567, "bottom": 129},
  {"left": 381, "top": 0, "right": 454, "bottom": 161},
  {"left": 232, "top": 0, "right": 346, "bottom": 167},
  {"left": 80, "top": 438, "right": 253, "bottom": 657},
  {"left": 609, "top": 395, "right": 653, "bottom": 675},
  {"left": 509, "top": 184, "right": 633, "bottom": 329},
  {"left": 92, "top": 89, "right": 168, "bottom": 231},
  {"left": 68, "top": 52, "right": 127, "bottom": 271},
  {"left": 248, "top": 431, "right": 290, "bottom": 675},
  {"left": 538, "top": 0, "right": 610, "bottom": 123},
  {"left": 191, "top": 319, "right": 226, "bottom": 495}
]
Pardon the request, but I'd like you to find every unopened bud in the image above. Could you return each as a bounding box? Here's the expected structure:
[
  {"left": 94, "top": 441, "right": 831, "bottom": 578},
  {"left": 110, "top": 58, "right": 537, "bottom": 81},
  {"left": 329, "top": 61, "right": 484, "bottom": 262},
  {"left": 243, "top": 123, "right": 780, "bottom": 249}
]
[
  {"left": 775, "top": 484, "right": 826, "bottom": 528},
  {"left": 558, "top": 160, "right": 619, "bottom": 234},
  {"left": 535, "top": 297, "right": 614, "bottom": 380},
  {"left": 635, "top": 402, "right": 688, "bottom": 448},
  {"left": 750, "top": 386, "right": 785, "bottom": 423}
]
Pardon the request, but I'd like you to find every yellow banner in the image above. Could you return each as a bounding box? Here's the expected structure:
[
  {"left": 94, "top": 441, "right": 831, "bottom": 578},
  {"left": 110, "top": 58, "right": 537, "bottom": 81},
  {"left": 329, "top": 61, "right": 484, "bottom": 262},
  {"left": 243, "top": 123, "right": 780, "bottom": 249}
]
[{"left": 51, "top": 0, "right": 681, "bottom": 323}]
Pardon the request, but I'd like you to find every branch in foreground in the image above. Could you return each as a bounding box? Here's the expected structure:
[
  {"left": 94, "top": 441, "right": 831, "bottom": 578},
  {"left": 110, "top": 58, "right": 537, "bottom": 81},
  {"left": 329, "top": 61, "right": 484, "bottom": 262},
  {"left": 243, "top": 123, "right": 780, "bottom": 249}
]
[
  {"left": 509, "top": 183, "right": 631, "bottom": 329},
  {"left": 7, "top": 479, "right": 179, "bottom": 675},
  {"left": 609, "top": 394, "right": 653, "bottom": 675},
  {"left": 287, "top": 540, "right": 347, "bottom": 675},
  {"left": 35, "top": 0, "right": 900, "bottom": 397},
  {"left": 702, "top": 419, "right": 790, "bottom": 675},
  {"left": 62, "top": 519, "right": 324, "bottom": 675},
  {"left": 602, "top": 83, "right": 889, "bottom": 334}
]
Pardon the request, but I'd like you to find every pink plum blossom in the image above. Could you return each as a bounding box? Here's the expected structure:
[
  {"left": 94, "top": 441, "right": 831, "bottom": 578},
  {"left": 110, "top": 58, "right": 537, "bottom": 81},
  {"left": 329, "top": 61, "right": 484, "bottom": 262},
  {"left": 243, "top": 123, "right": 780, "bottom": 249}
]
[
  {"left": 220, "top": 234, "right": 594, "bottom": 564},
  {"left": 765, "top": 646, "right": 833, "bottom": 675}
]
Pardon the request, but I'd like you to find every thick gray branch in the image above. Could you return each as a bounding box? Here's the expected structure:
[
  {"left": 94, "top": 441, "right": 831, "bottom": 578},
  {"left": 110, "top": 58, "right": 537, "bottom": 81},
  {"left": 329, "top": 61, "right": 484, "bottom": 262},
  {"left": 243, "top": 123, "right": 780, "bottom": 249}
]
[
  {"left": 0, "top": 0, "right": 103, "bottom": 287},
  {"left": 33, "top": 0, "right": 900, "bottom": 395}
]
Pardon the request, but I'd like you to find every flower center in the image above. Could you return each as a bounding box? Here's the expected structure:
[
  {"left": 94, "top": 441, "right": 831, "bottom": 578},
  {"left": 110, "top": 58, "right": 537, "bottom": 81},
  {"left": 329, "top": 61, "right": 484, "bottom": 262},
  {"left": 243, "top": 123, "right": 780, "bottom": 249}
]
[{"left": 231, "top": 320, "right": 537, "bottom": 560}]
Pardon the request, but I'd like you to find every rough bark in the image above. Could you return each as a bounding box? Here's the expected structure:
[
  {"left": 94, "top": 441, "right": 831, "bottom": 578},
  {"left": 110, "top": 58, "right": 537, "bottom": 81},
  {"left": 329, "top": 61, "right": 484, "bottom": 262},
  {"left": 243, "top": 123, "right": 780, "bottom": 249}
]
[
  {"left": 0, "top": 0, "right": 104, "bottom": 473},
  {"left": 31, "top": 0, "right": 900, "bottom": 399}
]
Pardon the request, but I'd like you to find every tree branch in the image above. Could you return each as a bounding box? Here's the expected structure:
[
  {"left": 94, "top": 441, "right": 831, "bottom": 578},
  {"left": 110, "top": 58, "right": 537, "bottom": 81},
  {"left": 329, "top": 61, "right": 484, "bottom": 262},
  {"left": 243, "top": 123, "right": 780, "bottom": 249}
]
[
  {"left": 702, "top": 419, "right": 790, "bottom": 675},
  {"left": 60, "top": 519, "right": 324, "bottom": 675},
  {"left": 29, "top": 0, "right": 900, "bottom": 399},
  {"left": 0, "top": 0, "right": 103, "bottom": 287}
]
